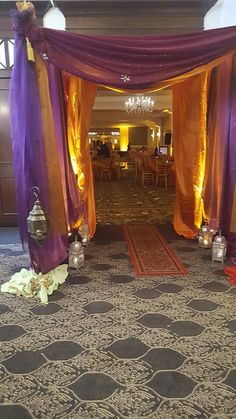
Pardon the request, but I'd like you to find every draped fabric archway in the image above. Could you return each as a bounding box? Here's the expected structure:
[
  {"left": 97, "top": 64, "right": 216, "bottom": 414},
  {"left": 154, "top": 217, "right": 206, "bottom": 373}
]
[{"left": 10, "top": 3, "right": 236, "bottom": 273}]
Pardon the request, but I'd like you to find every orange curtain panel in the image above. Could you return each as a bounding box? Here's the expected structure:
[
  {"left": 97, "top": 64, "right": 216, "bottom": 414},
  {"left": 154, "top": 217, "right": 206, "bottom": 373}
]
[
  {"left": 67, "top": 76, "right": 97, "bottom": 237},
  {"left": 34, "top": 51, "right": 67, "bottom": 235},
  {"left": 173, "top": 72, "right": 209, "bottom": 238}
]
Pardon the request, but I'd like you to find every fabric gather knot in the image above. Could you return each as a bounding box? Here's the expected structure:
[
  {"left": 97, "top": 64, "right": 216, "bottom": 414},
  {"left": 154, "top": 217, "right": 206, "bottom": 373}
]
[{"left": 10, "top": 3, "right": 36, "bottom": 36}]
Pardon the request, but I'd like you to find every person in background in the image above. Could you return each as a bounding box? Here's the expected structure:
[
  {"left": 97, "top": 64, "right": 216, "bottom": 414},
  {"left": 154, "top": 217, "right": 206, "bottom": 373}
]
[
  {"left": 127, "top": 142, "right": 132, "bottom": 152},
  {"left": 154, "top": 146, "right": 159, "bottom": 157},
  {"left": 101, "top": 141, "right": 110, "bottom": 158},
  {"left": 96, "top": 140, "right": 102, "bottom": 157},
  {"left": 107, "top": 139, "right": 113, "bottom": 155}
]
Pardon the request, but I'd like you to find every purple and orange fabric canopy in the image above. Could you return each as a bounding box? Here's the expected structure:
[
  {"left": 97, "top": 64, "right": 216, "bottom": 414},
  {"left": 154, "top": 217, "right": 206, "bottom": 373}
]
[{"left": 10, "top": 4, "right": 236, "bottom": 272}]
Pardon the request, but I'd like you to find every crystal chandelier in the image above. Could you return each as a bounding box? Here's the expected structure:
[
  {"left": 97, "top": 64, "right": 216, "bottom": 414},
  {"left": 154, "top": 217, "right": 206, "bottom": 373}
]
[{"left": 125, "top": 94, "right": 154, "bottom": 114}]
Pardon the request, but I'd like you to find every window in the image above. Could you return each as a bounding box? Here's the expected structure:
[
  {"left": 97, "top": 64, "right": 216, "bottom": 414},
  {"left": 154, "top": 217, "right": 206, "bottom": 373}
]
[
  {"left": 8, "top": 39, "right": 14, "bottom": 68},
  {"left": 0, "top": 38, "right": 15, "bottom": 69},
  {"left": 0, "top": 39, "right": 6, "bottom": 69}
]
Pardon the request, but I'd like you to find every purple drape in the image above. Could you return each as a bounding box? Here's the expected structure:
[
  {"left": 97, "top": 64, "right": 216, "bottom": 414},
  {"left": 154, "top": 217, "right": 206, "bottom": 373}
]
[
  {"left": 25, "top": 24, "right": 236, "bottom": 89},
  {"left": 221, "top": 56, "right": 236, "bottom": 262},
  {"left": 10, "top": 34, "right": 68, "bottom": 274},
  {"left": 9, "top": 35, "right": 49, "bottom": 246}
]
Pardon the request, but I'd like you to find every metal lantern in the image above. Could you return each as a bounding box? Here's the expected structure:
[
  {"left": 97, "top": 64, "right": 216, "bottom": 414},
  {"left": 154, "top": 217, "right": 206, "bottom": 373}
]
[
  {"left": 27, "top": 187, "right": 48, "bottom": 246},
  {"left": 212, "top": 230, "right": 227, "bottom": 264},
  {"left": 79, "top": 223, "right": 90, "bottom": 246},
  {"left": 69, "top": 236, "right": 84, "bottom": 270},
  {"left": 198, "top": 223, "right": 213, "bottom": 249}
]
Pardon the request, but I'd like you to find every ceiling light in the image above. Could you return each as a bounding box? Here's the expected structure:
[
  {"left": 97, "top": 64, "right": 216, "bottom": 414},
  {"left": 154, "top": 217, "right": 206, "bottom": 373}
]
[{"left": 125, "top": 94, "right": 154, "bottom": 114}]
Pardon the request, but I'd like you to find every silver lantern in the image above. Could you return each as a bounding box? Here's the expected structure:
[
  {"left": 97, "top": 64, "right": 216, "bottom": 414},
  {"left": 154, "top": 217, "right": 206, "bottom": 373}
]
[
  {"left": 27, "top": 187, "right": 48, "bottom": 246},
  {"left": 212, "top": 230, "right": 227, "bottom": 264},
  {"left": 79, "top": 223, "right": 90, "bottom": 246},
  {"left": 69, "top": 236, "right": 84, "bottom": 270},
  {"left": 198, "top": 223, "right": 213, "bottom": 249}
]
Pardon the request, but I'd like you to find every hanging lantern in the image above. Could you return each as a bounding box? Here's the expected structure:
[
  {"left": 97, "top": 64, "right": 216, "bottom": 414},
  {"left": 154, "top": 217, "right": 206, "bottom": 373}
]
[
  {"left": 27, "top": 187, "right": 48, "bottom": 246},
  {"left": 198, "top": 223, "right": 213, "bottom": 249},
  {"left": 79, "top": 223, "right": 90, "bottom": 246},
  {"left": 212, "top": 230, "right": 227, "bottom": 264},
  {"left": 68, "top": 236, "right": 84, "bottom": 270}
]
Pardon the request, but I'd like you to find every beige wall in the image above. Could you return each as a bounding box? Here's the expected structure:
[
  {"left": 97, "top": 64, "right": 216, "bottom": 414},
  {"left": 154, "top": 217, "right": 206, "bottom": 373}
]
[
  {"left": 161, "top": 113, "right": 172, "bottom": 145},
  {"left": 129, "top": 127, "right": 148, "bottom": 147}
]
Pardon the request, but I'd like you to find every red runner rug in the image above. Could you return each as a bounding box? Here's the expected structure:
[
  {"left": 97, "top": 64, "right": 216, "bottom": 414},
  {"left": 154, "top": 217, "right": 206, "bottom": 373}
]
[{"left": 123, "top": 225, "right": 188, "bottom": 276}]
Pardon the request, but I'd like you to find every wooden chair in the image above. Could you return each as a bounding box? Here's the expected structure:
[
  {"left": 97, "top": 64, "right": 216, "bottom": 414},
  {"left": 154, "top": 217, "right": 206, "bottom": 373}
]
[
  {"left": 155, "top": 161, "right": 170, "bottom": 188},
  {"left": 135, "top": 158, "right": 154, "bottom": 187},
  {"left": 92, "top": 158, "right": 111, "bottom": 181},
  {"left": 100, "top": 158, "right": 112, "bottom": 181}
]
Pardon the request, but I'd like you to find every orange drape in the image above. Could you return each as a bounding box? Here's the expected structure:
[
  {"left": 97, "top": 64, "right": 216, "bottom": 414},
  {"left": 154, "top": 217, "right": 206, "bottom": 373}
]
[
  {"left": 34, "top": 52, "right": 67, "bottom": 235},
  {"left": 173, "top": 72, "right": 209, "bottom": 238},
  {"left": 202, "top": 56, "right": 233, "bottom": 229},
  {"left": 67, "top": 76, "right": 97, "bottom": 236}
]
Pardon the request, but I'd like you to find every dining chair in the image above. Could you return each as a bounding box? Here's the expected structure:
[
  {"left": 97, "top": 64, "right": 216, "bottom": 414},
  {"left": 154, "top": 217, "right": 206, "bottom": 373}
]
[
  {"left": 135, "top": 158, "right": 154, "bottom": 187},
  {"left": 155, "top": 161, "right": 170, "bottom": 188},
  {"left": 100, "top": 158, "right": 112, "bottom": 181}
]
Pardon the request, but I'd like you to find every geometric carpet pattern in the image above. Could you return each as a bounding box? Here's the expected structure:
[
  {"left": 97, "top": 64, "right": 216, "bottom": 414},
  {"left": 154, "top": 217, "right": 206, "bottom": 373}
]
[
  {"left": 0, "top": 224, "right": 235, "bottom": 418},
  {"left": 95, "top": 178, "right": 175, "bottom": 225}
]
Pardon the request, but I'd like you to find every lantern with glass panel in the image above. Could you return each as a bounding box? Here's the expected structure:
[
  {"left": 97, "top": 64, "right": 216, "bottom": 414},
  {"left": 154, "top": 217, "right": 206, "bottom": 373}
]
[
  {"left": 68, "top": 236, "right": 84, "bottom": 270},
  {"left": 198, "top": 223, "right": 213, "bottom": 249},
  {"left": 212, "top": 230, "right": 227, "bottom": 264}
]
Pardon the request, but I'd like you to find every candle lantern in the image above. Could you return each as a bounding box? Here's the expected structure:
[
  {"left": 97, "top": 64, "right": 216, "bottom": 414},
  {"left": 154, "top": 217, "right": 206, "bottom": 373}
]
[
  {"left": 79, "top": 223, "right": 90, "bottom": 246},
  {"left": 212, "top": 230, "right": 227, "bottom": 264},
  {"left": 198, "top": 223, "right": 213, "bottom": 249},
  {"left": 68, "top": 236, "right": 84, "bottom": 270},
  {"left": 27, "top": 187, "right": 48, "bottom": 246}
]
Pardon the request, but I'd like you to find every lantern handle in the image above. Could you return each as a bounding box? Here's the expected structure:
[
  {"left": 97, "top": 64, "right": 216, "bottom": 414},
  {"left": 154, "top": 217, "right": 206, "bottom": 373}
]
[
  {"left": 28, "top": 186, "right": 40, "bottom": 213},
  {"left": 30, "top": 186, "right": 40, "bottom": 199}
]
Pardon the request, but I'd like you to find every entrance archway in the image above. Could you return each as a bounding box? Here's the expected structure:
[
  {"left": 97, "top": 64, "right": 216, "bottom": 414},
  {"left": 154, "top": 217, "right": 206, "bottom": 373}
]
[{"left": 10, "top": 3, "right": 236, "bottom": 273}]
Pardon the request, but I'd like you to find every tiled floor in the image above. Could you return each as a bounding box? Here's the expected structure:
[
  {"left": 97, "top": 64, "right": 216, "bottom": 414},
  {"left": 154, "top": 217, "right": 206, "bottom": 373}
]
[{"left": 0, "top": 180, "right": 235, "bottom": 418}]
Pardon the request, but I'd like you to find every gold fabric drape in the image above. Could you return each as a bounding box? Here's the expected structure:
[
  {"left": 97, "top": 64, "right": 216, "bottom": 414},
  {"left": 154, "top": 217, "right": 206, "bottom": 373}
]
[
  {"left": 202, "top": 55, "right": 233, "bottom": 228},
  {"left": 34, "top": 52, "right": 67, "bottom": 235},
  {"left": 67, "top": 76, "right": 97, "bottom": 236},
  {"left": 173, "top": 72, "right": 209, "bottom": 238}
]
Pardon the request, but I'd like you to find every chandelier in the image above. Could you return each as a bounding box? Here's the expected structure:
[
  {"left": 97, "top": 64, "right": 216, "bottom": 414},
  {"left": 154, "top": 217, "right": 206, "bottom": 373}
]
[{"left": 125, "top": 94, "right": 154, "bottom": 114}]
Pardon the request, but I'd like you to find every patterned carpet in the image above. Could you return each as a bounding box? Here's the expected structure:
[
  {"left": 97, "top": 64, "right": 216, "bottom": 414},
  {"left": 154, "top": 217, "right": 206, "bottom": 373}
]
[
  {"left": 0, "top": 180, "right": 235, "bottom": 418},
  {"left": 94, "top": 178, "right": 175, "bottom": 225}
]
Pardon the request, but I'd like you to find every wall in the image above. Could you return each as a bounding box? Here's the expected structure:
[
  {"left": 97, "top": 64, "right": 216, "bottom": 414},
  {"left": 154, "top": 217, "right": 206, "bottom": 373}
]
[
  {"left": 0, "top": 78, "right": 17, "bottom": 225},
  {"left": 129, "top": 127, "right": 148, "bottom": 147},
  {"left": 161, "top": 113, "right": 172, "bottom": 145}
]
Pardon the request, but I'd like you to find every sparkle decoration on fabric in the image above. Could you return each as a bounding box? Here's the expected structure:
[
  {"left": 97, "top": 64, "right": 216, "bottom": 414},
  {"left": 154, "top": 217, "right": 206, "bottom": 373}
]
[
  {"left": 121, "top": 73, "right": 131, "bottom": 83},
  {"left": 41, "top": 52, "right": 48, "bottom": 60}
]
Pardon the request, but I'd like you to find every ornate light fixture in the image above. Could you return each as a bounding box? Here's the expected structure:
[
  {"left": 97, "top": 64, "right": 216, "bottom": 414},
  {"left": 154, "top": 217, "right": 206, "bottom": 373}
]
[
  {"left": 27, "top": 187, "right": 48, "bottom": 246},
  {"left": 68, "top": 236, "right": 84, "bottom": 270},
  {"left": 125, "top": 94, "right": 154, "bottom": 114},
  {"left": 198, "top": 222, "right": 213, "bottom": 249},
  {"left": 212, "top": 230, "right": 227, "bottom": 264}
]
